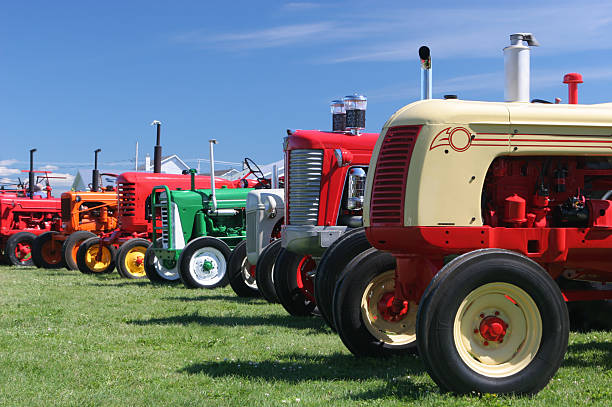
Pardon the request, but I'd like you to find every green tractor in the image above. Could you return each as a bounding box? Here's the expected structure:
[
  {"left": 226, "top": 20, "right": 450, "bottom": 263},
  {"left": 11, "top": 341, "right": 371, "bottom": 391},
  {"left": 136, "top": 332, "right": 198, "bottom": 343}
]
[{"left": 143, "top": 139, "right": 265, "bottom": 289}]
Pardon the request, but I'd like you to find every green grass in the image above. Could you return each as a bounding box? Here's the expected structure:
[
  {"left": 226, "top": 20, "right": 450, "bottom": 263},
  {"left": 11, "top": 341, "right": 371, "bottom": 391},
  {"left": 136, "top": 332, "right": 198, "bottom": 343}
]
[{"left": 0, "top": 265, "right": 610, "bottom": 406}]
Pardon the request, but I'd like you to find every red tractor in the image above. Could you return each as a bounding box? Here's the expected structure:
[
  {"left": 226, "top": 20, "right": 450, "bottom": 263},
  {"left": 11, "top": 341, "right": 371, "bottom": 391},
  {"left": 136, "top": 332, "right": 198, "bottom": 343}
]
[
  {"left": 0, "top": 149, "right": 62, "bottom": 266},
  {"left": 331, "top": 34, "right": 612, "bottom": 394},
  {"left": 257, "top": 96, "right": 378, "bottom": 323}
]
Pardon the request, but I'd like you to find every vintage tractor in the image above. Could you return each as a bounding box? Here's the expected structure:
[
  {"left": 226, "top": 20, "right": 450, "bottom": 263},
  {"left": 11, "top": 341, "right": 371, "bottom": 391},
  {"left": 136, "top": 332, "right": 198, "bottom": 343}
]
[
  {"left": 31, "top": 149, "right": 118, "bottom": 270},
  {"left": 145, "top": 140, "right": 260, "bottom": 288},
  {"left": 232, "top": 165, "right": 284, "bottom": 298},
  {"left": 259, "top": 97, "right": 378, "bottom": 319},
  {"left": 73, "top": 122, "right": 237, "bottom": 278},
  {"left": 332, "top": 33, "right": 612, "bottom": 394},
  {"left": 0, "top": 149, "right": 62, "bottom": 266}
]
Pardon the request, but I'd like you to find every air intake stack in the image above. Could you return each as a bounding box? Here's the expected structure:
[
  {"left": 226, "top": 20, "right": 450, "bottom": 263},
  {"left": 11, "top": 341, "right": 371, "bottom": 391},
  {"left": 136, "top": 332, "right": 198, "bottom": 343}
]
[
  {"left": 419, "top": 46, "right": 432, "bottom": 100},
  {"left": 343, "top": 94, "right": 367, "bottom": 135},
  {"left": 504, "top": 33, "right": 539, "bottom": 102},
  {"left": 152, "top": 120, "right": 162, "bottom": 173},
  {"left": 92, "top": 148, "right": 101, "bottom": 192},
  {"left": 330, "top": 100, "right": 346, "bottom": 132}
]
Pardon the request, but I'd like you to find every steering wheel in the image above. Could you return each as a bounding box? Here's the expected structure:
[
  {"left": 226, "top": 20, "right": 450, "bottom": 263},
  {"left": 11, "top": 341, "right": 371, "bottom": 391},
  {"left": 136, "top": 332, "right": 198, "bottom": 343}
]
[{"left": 244, "top": 158, "right": 268, "bottom": 186}]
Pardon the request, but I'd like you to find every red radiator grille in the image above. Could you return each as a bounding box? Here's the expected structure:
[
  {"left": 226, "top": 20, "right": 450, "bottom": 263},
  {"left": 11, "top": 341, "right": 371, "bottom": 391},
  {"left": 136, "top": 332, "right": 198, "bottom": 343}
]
[
  {"left": 370, "top": 126, "right": 421, "bottom": 225},
  {"left": 118, "top": 182, "right": 136, "bottom": 217}
]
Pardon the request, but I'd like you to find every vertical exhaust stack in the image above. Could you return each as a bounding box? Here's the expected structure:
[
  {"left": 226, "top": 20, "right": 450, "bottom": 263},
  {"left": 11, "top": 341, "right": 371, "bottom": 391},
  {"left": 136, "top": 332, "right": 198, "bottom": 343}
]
[
  {"left": 344, "top": 94, "right": 367, "bottom": 135},
  {"left": 504, "top": 33, "right": 539, "bottom": 102},
  {"left": 563, "top": 73, "right": 583, "bottom": 104},
  {"left": 330, "top": 100, "right": 346, "bottom": 132},
  {"left": 151, "top": 120, "right": 162, "bottom": 173},
  {"left": 29, "top": 148, "right": 36, "bottom": 199},
  {"left": 92, "top": 148, "right": 101, "bottom": 192},
  {"left": 419, "top": 46, "right": 432, "bottom": 100},
  {"left": 272, "top": 164, "right": 279, "bottom": 189},
  {"left": 209, "top": 139, "right": 218, "bottom": 212}
]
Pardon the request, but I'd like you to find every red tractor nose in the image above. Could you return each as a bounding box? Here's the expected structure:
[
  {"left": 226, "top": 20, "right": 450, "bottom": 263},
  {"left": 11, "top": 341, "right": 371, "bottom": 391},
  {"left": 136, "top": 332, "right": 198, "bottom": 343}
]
[{"left": 479, "top": 316, "right": 508, "bottom": 342}]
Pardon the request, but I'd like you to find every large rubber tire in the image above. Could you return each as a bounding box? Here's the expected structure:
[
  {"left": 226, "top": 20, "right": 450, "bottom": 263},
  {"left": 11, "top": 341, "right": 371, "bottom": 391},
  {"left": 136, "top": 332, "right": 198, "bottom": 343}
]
[
  {"left": 333, "top": 249, "right": 418, "bottom": 357},
  {"left": 178, "top": 237, "right": 231, "bottom": 289},
  {"left": 31, "top": 231, "right": 64, "bottom": 269},
  {"left": 416, "top": 249, "right": 569, "bottom": 395},
  {"left": 5, "top": 232, "right": 36, "bottom": 266},
  {"left": 228, "top": 240, "right": 260, "bottom": 297},
  {"left": 116, "top": 238, "right": 151, "bottom": 279},
  {"left": 273, "top": 248, "right": 317, "bottom": 316},
  {"left": 76, "top": 237, "right": 117, "bottom": 274},
  {"left": 315, "top": 228, "right": 370, "bottom": 330},
  {"left": 255, "top": 239, "right": 282, "bottom": 303},
  {"left": 62, "top": 231, "right": 96, "bottom": 270},
  {"left": 143, "top": 242, "right": 180, "bottom": 284}
]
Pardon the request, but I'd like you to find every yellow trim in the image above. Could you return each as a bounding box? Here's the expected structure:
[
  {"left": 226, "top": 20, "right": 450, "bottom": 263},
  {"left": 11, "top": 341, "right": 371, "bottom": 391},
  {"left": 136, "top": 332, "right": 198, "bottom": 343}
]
[
  {"left": 123, "top": 246, "right": 146, "bottom": 277},
  {"left": 84, "top": 244, "right": 112, "bottom": 272}
]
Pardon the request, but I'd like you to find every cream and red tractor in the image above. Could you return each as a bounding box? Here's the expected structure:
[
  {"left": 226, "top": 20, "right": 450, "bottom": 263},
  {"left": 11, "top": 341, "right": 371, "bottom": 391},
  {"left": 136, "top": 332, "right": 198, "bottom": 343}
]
[{"left": 332, "top": 33, "right": 612, "bottom": 394}]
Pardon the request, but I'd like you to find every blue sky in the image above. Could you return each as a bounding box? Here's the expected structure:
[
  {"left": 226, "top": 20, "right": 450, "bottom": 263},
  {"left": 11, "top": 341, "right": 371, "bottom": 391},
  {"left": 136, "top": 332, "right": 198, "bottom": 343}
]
[{"left": 2, "top": 1, "right": 612, "bottom": 191}]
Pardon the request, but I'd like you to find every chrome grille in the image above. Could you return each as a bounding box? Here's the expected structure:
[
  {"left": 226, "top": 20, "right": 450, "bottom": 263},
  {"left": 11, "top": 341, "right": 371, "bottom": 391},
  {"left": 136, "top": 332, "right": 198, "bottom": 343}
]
[
  {"left": 117, "top": 182, "right": 135, "bottom": 217},
  {"left": 288, "top": 149, "right": 323, "bottom": 225},
  {"left": 159, "top": 192, "right": 169, "bottom": 248}
]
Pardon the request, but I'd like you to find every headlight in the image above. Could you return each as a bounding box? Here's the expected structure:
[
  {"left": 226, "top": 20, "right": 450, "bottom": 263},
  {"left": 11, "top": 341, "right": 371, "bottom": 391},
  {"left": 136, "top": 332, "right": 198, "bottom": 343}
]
[{"left": 347, "top": 167, "right": 366, "bottom": 210}]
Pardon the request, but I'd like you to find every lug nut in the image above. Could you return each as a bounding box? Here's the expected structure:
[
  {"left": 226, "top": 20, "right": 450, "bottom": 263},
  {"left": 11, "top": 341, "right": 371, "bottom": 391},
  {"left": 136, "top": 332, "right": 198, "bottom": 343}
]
[
  {"left": 480, "top": 313, "right": 485, "bottom": 318},
  {"left": 494, "top": 311, "right": 500, "bottom": 316},
  {"left": 483, "top": 341, "right": 489, "bottom": 346}
]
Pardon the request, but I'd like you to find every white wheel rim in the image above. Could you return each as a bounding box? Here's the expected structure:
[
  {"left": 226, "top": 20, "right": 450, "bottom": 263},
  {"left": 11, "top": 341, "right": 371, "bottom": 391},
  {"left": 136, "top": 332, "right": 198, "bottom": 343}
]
[
  {"left": 453, "top": 282, "right": 542, "bottom": 378},
  {"left": 153, "top": 255, "right": 179, "bottom": 281},
  {"left": 240, "top": 256, "right": 258, "bottom": 289},
  {"left": 360, "top": 270, "right": 417, "bottom": 346},
  {"left": 189, "top": 247, "right": 226, "bottom": 286}
]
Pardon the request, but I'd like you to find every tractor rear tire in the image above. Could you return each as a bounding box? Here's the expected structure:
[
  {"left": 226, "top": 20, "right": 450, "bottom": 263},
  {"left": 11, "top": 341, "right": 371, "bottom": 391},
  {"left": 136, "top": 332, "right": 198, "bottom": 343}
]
[
  {"left": 228, "top": 240, "right": 260, "bottom": 297},
  {"left": 116, "top": 238, "right": 150, "bottom": 279},
  {"left": 333, "top": 249, "right": 418, "bottom": 357},
  {"left": 255, "top": 239, "right": 282, "bottom": 303},
  {"left": 178, "top": 237, "right": 231, "bottom": 289},
  {"left": 143, "top": 242, "right": 180, "bottom": 284},
  {"left": 315, "top": 227, "right": 370, "bottom": 330},
  {"left": 273, "top": 248, "right": 317, "bottom": 316},
  {"left": 31, "top": 231, "right": 64, "bottom": 269},
  {"left": 5, "top": 232, "right": 36, "bottom": 266},
  {"left": 416, "top": 249, "right": 569, "bottom": 395},
  {"left": 76, "top": 237, "right": 116, "bottom": 274},
  {"left": 62, "top": 231, "right": 96, "bottom": 270}
]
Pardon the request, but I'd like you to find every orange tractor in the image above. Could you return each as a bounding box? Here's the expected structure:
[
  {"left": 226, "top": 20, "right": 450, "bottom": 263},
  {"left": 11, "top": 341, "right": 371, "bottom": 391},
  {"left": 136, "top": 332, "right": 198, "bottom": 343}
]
[{"left": 31, "top": 149, "right": 118, "bottom": 270}]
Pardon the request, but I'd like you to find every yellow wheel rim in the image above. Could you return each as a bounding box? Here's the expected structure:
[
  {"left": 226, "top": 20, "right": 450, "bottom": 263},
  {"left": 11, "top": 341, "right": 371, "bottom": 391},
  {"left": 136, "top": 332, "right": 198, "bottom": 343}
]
[
  {"left": 360, "top": 270, "right": 417, "bottom": 346},
  {"left": 123, "top": 246, "right": 146, "bottom": 277},
  {"left": 84, "top": 244, "right": 112, "bottom": 273},
  {"left": 453, "top": 282, "right": 542, "bottom": 378}
]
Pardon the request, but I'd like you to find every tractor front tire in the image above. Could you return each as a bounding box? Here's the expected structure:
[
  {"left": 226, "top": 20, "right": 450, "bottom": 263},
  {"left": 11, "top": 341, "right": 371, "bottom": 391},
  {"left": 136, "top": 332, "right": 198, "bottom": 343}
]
[
  {"left": 116, "top": 238, "right": 151, "bottom": 279},
  {"left": 178, "top": 237, "right": 231, "bottom": 289},
  {"left": 333, "top": 249, "right": 418, "bottom": 357},
  {"left": 255, "top": 239, "right": 282, "bottom": 303},
  {"left": 143, "top": 243, "right": 180, "bottom": 284},
  {"left": 228, "top": 240, "right": 260, "bottom": 297},
  {"left": 5, "top": 232, "right": 36, "bottom": 266},
  {"left": 416, "top": 249, "right": 569, "bottom": 395},
  {"left": 273, "top": 248, "right": 317, "bottom": 316},
  {"left": 76, "top": 237, "right": 116, "bottom": 274},
  {"left": 62, "top": 231, "right": 96, "bottom": 270},
  {"left": 315, "top": 227, "right": 370, "bottom": 330},
  {"left": 31, "top": 231, "right": 64, "bottom": 269}
]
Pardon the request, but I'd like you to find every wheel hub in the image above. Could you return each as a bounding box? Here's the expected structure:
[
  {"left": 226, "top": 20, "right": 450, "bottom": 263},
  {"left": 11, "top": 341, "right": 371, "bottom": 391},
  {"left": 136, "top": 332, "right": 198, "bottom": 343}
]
[
  {"left": 479, "top": 316, "right": 508, "bottom": 343},
  {"left": 377, "top": 292, "right": 409, "bottom": 322},
  {"left": 135, "top": 256, "right": 144, "bottom": 266},
  {"left": 202, "top": 260, "right": 214, "bottom": 271}
]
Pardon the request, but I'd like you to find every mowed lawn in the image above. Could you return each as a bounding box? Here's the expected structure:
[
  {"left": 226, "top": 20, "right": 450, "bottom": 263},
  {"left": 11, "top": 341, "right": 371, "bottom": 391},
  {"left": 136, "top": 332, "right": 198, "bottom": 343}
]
[{"left": 0, "top": 266, "right": 610, "bottom": 407}]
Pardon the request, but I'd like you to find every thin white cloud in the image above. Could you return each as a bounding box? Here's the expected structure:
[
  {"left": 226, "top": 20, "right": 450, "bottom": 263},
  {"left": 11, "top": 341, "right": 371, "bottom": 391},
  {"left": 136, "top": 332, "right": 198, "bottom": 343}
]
[
  {"left": 281, "top": 2, "right": 322, "bottom": 12},
  {"left": 0, "top": 159, "right": 17, "bottom": 166}
]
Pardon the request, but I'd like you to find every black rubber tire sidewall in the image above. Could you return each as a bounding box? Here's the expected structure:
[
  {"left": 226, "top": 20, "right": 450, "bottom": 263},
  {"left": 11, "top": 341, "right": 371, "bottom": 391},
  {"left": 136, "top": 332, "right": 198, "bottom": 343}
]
[
  {"left": 116, "top": 238, "right": 151, "bottom": 279},
  {"left": 228, "top": 240, "right": 260, "bottom": 297},
  {"left": 76, "top": 237, "right": 117, "bottom": 274},
  {"left": 143, "top": 243, "right": 178, "bottom": 284},
  {"left": 5, "top": 232, "right": 36, "bottom": 266},
  {"left": 62, "top": 231, "right": 96, "bottom": 270},
  {"left": 423, "top": 250, "right": 569, "bottom": 395},
  {"left": 332, "top": 249, "right": 417, "bottom": 357},
  {"left": 273, "top": 248, "right": 316, "bottom": 316},
  {"left": 178, "top": 237, "right": 232, "bottom": 289},
  {"left": 315, "top": 227, "right": 370, "bottom": 330},
  {"left": 255, "top": 239, "right": 282, "bottom": 303},
  {"left": 31, "top": 231, "right": 64, "bottom": 269}
]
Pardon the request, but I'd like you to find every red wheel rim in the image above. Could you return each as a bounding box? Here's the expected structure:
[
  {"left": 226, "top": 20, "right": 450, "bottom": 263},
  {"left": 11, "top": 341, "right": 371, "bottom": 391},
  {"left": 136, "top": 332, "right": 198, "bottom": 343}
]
[
  {"left": 296, "top": 255, "right": 316, "bottom": 302},
  {"left": 14, "top": 242, "right": 32, "bottom": 262}
]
